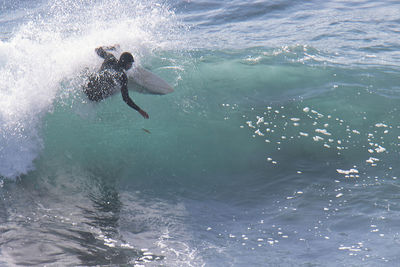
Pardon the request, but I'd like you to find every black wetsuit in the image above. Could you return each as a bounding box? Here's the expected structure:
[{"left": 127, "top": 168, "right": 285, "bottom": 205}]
[{"left": 84, "top": 48, "right": 141, "bottom": 112}]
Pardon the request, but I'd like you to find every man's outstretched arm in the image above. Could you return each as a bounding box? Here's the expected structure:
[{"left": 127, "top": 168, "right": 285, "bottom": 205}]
[
  {"left": 95, "top": 45, "right": 119, "bottom": 59},
  {"left": 121, "top": 81, "right": 149, "bottom": 119}
]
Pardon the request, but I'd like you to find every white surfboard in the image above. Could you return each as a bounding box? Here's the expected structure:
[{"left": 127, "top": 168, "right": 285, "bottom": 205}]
[{"left": 128, "top": 66, "right": 174, "bottom": 95}]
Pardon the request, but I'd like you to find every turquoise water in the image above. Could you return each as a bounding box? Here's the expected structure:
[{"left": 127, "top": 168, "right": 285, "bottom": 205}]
[{"left": 1, "top": 0, "right": 400, "bottom": 265}]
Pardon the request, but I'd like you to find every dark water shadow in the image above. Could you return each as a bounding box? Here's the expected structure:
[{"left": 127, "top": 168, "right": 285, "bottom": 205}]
[{"left": 0, "top": 168, "right": 164, "bottom": 266}]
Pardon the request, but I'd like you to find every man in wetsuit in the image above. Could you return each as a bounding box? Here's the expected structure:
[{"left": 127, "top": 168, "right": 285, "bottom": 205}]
[{"left": 84, "top": 45, "right": 149, "bottom": 119}]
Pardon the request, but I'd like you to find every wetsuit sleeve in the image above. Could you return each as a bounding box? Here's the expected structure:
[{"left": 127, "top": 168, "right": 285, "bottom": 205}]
[
  {"left": 120, "top": 74, "right": 149, "bottom": 119},
  {"left": 95, "top": 46, "right": 114, "bottom": 59}
]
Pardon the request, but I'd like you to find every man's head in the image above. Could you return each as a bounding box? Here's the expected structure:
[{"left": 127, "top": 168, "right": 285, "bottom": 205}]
[{"left": 119, "top": 52, "right": 134, "bottom": 70}]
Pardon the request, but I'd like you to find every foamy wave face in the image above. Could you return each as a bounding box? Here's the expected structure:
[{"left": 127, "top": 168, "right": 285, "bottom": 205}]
[{"left": 0, "top": 0, "right": 183, "bottom": 178}]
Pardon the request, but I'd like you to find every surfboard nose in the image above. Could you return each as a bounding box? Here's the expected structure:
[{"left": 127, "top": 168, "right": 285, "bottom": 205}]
[{"left": 129, "top": 66, "right": 174, "bottom": 95}]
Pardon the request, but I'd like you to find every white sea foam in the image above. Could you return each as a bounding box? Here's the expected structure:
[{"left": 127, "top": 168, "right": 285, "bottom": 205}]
[{"left": 0, "top": 0, "right": 182, "bottom": 178}]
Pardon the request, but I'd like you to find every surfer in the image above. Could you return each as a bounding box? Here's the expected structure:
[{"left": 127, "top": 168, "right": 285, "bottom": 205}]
[{"left": 83, "top": 45, "right": 149, "bottom": 119}]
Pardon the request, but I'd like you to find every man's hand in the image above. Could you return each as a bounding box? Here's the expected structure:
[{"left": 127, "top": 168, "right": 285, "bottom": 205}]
[
  {"left": 103, "top": 44, "right": 120, "bottom": 51},
  {"left": 139, "top": 109, "right": 149, "bottom": 119}
]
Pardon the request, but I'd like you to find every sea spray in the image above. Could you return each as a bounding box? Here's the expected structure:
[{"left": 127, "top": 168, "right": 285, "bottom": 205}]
[{"left": 0, "top": 0, "right": 184, "bottom": 178}]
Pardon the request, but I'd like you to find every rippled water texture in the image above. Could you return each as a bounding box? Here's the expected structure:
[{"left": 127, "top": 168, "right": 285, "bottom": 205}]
[{"left": 0, "top": 0, "right": 400, "bottom": 266}]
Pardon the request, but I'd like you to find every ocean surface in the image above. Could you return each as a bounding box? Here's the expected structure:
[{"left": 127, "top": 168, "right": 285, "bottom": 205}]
[{"left": 1, "top": 0, "right": 400, "bottom": 266}]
